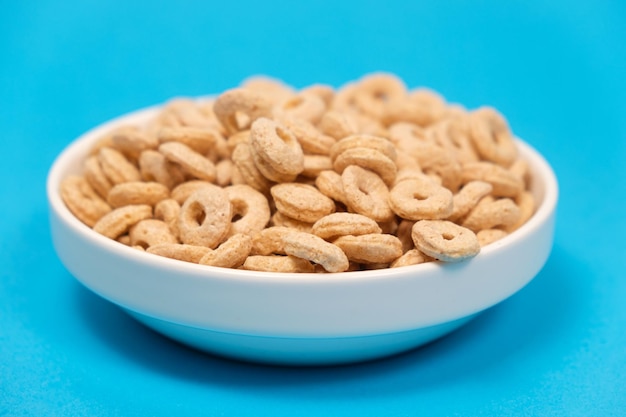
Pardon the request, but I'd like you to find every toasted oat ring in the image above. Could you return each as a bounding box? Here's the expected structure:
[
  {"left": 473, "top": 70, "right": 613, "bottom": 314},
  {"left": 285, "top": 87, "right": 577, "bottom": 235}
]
[
  {"left": 270, "top": 211, "right": 314, "bottom": 233},
  {"left": 448, "top": 180, "right": 493, "bottom": 222},
  {"left": 215, "top": 159, "right": 234, "bottom": 187},
  {"left": 315, "top": 170, "right": 348, "bottom": 205},
  {"left": 390, "top": 248, "right": 433, "bottom": 268},
  {"left": 300, "top": 84, "right": 335, "bottom": 107},
  {"left": 469, "top": 107, "right": 518, "bottom": 167},
  {"left": 509, "top": 158, "right": 531, "bottom": 188},
  {"left": 311, "top": 212, "right": 382, "bottom": 240},
  {"left": 250, "top": 226, "right": 295, "bottom": 255},
  {"left": 273, "top": 92, "right": 326, "bottom": 124},
  {"left": 389, "top": 175, "right": 453, "bottom": 220},
  {"left": 157, "top": 126, "right": 221, "bottom": 155},
  {"left": 332, "top": 233, "right": 403, "bottom": 264},
  {"left": 170, "top": 180, "right": 215, "bottom": 204},
  {"left": 199, "top": 233, "right": 252, "bottom": 268},
  {"left": 111, "top": 129, "right": 159, "bottom": 161},
  {"left": 411, "top": 220, "right": 480, "bottom": 262},
  {"left": 317, "top": 110, "right": 359, "bottom": 141},
  {"left": 333, "top": 147, "right": 397, "bottom": 187},
  {"left": 213, "top": 88, "right": 274, "bottom": 134},
  {"left": 177, "top": 186, "right": 232, "bottom": 249},
  {"left": 129, "top": 219, "right": 177, "bottom": 248},
  {"left": 461, "top": 161, "right": 523, "bottom": 198},
  {"left": 92, "top": 204, "right": 153, "bottom": 239},
  {"left": 250, "top": 117, "right": 304, "bottom": 182},
  {"left": 154, "top": 198, "right": 181, "bottom": 238},
  {"left": 60, "top": 176, "right": 112, "bottom": 227},
  {"left": 353, "top": 73, "right": 407, "bottom": 120},
  {"left": 278, "top": 116, "right": 337, "bottom": 155},
  {"left": 225, "top": 184, "right": 270, "bottom": 237},
  {"left": 503, "top": 191, "right": 535, "bottom": 233},
  {"left": 89, "top": 125, "right": 138, "bottom": 156},
  {"left": 396, "top": 219, "right": 416, "bottom": 252},
  {"left": 231, "top": 142, "right": 274, "bottom": 193},
  {"left": 241, "top": 76, "right": 295, "bottom": 105},
  {"left": 159, "top": 142, "right": 217, "bottom": 182},
  {"left": 301, "top": 155, "right": 333, "bottom": 178},
  {"left": 476, "top": 229, "right": 509, "bottom": 247},
  {"left": 282, "top": 231, "right": 349, "bottom": 273},
  {"left": 461, "top": 197, "right": 521, "bottom": 232},
  {"left": 147, "top": 243, "right": 211, "bottom": 264},
  {"left": 341, "top": 165, "right": 394, "bottom": 222},
  {"left": 84, "top": 155, "right": 113, "bottom": 198},
  {"left": 98, "top": 147, "right": 141, "bottom": 184},
  {"left": 106, "top": 181, "right": 170, "bottom": 208},
  {"left": 329, "top": 134, "right": 397, "bottom": 163},
  {"left": 138, "top": 149, "right": 185, "bottom": 190},
  {"left": 270, "top": 183, "right": 335, "bottom": 223},
  {"left": 242, "top": 255, "right": 315, "bottom": 273},
  {"left": 428, "top": 116, "right": 479, "bottom": 164}
]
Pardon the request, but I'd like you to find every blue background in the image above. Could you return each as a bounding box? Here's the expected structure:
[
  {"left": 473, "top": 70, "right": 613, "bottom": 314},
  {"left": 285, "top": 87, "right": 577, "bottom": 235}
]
[{"left": 2, "top": 1, "right": 625, "bottom": 415}]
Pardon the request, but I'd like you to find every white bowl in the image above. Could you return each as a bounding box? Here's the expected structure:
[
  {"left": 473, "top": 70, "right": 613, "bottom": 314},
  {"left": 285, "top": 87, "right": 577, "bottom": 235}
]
[{"left": 47, "top": 105, "right": 558, "bottom": 366}]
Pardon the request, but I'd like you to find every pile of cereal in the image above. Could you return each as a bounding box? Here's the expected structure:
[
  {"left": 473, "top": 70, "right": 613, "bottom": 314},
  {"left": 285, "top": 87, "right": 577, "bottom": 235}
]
[{"left": 60, "top": 73, "right": 535, "bottom": 272}]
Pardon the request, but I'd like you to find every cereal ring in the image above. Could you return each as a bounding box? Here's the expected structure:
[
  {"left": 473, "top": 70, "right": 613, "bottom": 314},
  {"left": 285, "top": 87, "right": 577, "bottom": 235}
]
[
  {"left": 502, "top": 191, "right": 535, "bottom": 233},
  {"left": 282, "top": 231, "right": 349, "bottom": 273},
  {"left": 389, "top": 175, "right": 453, "bottom": 220},
  {"left": 98, "top": 147, "right": 141, "bottom": 184},
  {"left": 278, "top": 116, "right": 337, "bottom": 156},
  {"left": 242, "top": 255, "right": 315, "bottom": 273},
  {"left": 60, "top": 176, "right": 112, "bottom": 227},
  {"left": 241, "top": 76, "right": 295, "bottom": 105},
  {"left": 396, "top": 219, "right": 416, "bottom": 253},
  {"left": 250, "top": 226, "right": 295, "bottom": 255},
  {"left": 199, "top": 233, "right": 252, "bottom": 268},
  {"left": 112, "top": 129, "right": 159, "bottom": 161},
  {"left": 138, "top": 149, "right": 186, "bottom": 189},
  {"left": 300, "top": 84, "right": 335, "bottom": 107},
  {"left": 154, "top": 198, "right": 181, "bottom": 238},
  {"left": 333, "top": 233, "right": 403, "bottom": 264},
  {"left": 476, "top": 229, "right": 509, "bottom": 247},
  {"left": 92, "top": 204, "right": 153, "bottom": 239},
  {"left": 341, "top": 165, "right": 394, "bottom": 222},
  {"left": 469, "top": 107, "right": 518, "bottom": 167},
  {"left": 215, "top": 159, "right": 234, "bottom": 187},
  {"left": 311, "top": 212, "right": 382, "bottom": 240},
  {"left": 170, "top": 180, "right": 215, "bottom": 204},
  {"left": 461, "top": 161, "right": 523, "bottom": 197},
  {"left": 270, "top": 183, "right": 335, "bottom": 223},
  {"left": 411, "top": 220, "right": 480, "bottom": 262},
  {"left": 383, "top": 88, "right": 446, "bottom": 127},
  {"left": 250, "top": 117, "right": 304, "bottom": 182},
  {"left": 117, "top": 235, "right": 131, "bottom": 246},
  {"left": 461, "top": 197, "right": 521, "bottom": 232},
  {"left": 270, "top": 211, "right": 314, "bottom": 233},
  {"left": 428, "top": 116, "right": 479, "bottom": 164},
  {"left": 231, "top": 142, "right": 274, "bottom": 193},
  {"left": 158, "top": 126, "right": 221, "bottom": 155},
  {"left": 177, "top": 186, "right": 232, "bottom": 248},
  {"left": 448, "top": 180, "right": 493, "bottom": 222},
  {"left": 394, "top": 167, "right": 425, "bottom": 185},
  {"left": 213, "top": 88, "right": 274, "bottom": 134},
  {"left": 300, "top": 155, "right": 333, "bottom": 178},
  {"left": 106, "top": 181, "right": 170, "bottom": 208},
  {"left": 162, "top": 98, "right": 216, "bottom": 128},
  {"left": 390, "top": 248, "right": 432, "bottom": 268},
  {"left": 225, "top": 184, "right": 270, "bottom": 236},
  {"left": 317, "top": 110, "right": 359, "bottom": 141},
  {"left": 353, "top": 73, "right": 407, "bottom": 120},
  {"left": 226, "top": 130, "right": 251, "bottom": 153},
  {"left": 333, "top": 147, "right": 397, "bottom": 187},
  {"left": 84, "top": 155, "right": 113, "bottom": 199},
  {"left": 315, "top": 170, "right": 348, "bottom": 205},
  {"left": 129, "top": 219, "right": 177, "bottom": 248},
  {"left": 89, "top": 125, "right": 138, "bottom": 156},
  {"left": 509, "top": 158, "right": 531, "bottom": 189},
  {"left": 273, "top": 92, "right": 326, "bottom": 124},
  {"left": 329, "top": 134, "right": 397, "bottom": 163},
  {"left": 159, "top": 142, "right": 217, "bottom": 182},
  {"left": 147, "top": 243, "right": 211, "bottom": 264}
]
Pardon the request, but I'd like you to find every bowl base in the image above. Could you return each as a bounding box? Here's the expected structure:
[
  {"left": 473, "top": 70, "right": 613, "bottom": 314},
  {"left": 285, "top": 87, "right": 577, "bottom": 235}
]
[{"left": 124, "top": 310, "right": 477, "bottom": 366}]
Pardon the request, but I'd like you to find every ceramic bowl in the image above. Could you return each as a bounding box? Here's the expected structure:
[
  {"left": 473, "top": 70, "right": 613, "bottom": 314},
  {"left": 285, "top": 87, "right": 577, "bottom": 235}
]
[{"left": 47, "top": 104, "right": 558, "bottom": 366}]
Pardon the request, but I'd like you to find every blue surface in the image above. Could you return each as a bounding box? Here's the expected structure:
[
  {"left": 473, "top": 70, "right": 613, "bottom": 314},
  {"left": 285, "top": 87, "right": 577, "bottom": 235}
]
[{"left": 2, "top": 1, "right": 625, "bottom": 415}]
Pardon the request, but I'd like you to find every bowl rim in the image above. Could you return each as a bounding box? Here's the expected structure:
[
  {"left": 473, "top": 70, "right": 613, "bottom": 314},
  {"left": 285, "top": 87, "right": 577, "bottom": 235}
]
[{"left": 46, "top": 101, "right": 559, "bottom": 286}]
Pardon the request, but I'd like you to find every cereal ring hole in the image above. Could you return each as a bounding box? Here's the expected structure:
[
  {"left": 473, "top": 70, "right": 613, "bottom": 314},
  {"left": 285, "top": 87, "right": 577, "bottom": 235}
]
[{"left": 187, "top": 201, "right": 207, "bottom": 225}]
